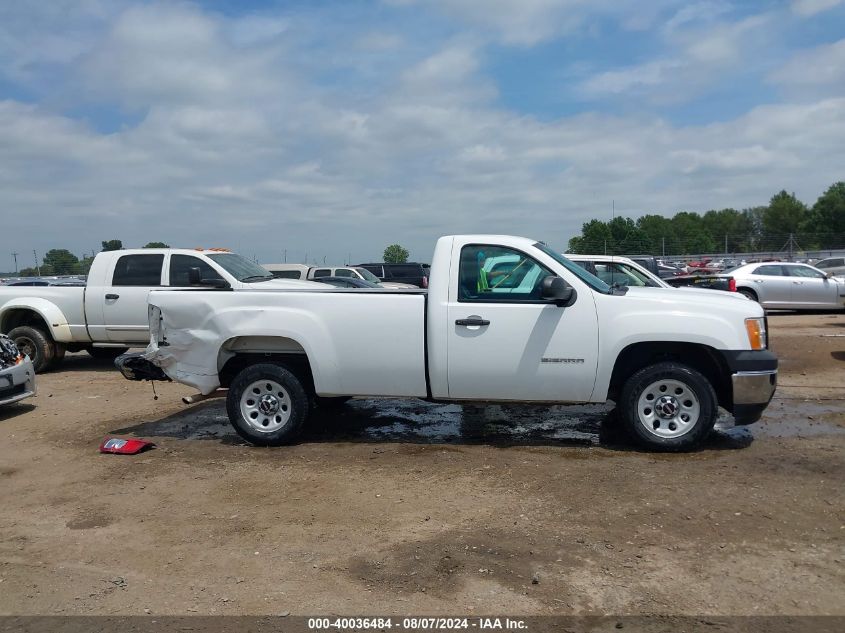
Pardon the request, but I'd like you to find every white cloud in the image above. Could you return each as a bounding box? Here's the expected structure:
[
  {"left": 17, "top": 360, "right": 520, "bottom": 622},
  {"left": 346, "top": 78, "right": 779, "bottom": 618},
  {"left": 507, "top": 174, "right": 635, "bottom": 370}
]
[
  {"left": 1, "top": 2, "right": 844, "bottom": 265},
  {"left": 388, "top": 0, "right": 683, "bottom": 45},
  {"left": 769, "top": 38, "right": 845, "bottom": 96},
  {"left": 791, "top": 0, "right": 843, "bottom": 16},
  {"left": 578, "top": 14, "right": 772, "bottom": 102}
]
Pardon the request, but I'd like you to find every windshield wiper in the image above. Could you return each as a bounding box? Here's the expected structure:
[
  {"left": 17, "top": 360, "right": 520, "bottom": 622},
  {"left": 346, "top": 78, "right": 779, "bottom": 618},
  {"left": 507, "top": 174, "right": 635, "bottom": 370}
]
[{"left": 241, "top": 275, "right": 274, "bottom": 282}]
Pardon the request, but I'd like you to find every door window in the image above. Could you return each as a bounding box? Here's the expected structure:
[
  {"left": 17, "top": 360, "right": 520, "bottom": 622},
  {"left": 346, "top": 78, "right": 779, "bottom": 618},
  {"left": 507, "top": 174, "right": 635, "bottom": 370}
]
[
  {"left": 334, "top": 268, "right": 355, "bottom": 278},
  {"left": 458, "top": 245, "right": 552, "bottom": 302},
  {"left": 312, "top": 269, "right": 331, "bottom": 278},
  {"left": 785, "top": 265, "right": 825, "bottom": 279},
  {"left": 169, "top": 255, "right": 223, "bottom": 286},
  {"left": 752, "top": 265, "right": 784, "bottom": 276},
  {"left": 112, "top": 255, "right": 164, "bottom": 286}
]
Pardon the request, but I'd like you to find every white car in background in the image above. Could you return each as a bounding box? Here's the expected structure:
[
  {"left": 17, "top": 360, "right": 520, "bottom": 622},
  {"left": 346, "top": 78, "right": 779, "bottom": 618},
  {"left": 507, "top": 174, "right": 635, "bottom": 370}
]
[
  {"left": 262, "top": 264, "right": 417, "bottom": 288},
  {"left": 727, "top": 262, "right": 845, "bottom": 310}
]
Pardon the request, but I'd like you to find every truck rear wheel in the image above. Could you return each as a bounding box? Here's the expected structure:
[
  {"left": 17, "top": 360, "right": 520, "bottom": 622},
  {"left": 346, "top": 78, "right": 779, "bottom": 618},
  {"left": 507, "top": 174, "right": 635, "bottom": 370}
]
[
  {"left": 7, "top": 325, "right": 56, "bottom": 373},
  {"left": 226, "top": 363, "right": 310, "bottom": 446},
  {"left": 619, "top": 361, "right": 717, "bottom": 451}
]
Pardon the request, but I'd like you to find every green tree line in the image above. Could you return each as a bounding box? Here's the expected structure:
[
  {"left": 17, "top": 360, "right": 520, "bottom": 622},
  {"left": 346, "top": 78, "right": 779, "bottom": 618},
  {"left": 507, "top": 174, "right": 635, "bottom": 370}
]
[
  {"left": 9, "top": 240, "right": 170, "bottom": 277},
  {"left": 567, "top": 182, "right": 845, "bottom": 256}
]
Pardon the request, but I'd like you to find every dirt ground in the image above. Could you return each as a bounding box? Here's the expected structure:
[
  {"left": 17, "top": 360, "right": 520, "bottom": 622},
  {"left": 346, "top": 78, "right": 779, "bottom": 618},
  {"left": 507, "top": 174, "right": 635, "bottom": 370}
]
[{"left": 0, "top": 313, "right": 843, "bottom": 616}]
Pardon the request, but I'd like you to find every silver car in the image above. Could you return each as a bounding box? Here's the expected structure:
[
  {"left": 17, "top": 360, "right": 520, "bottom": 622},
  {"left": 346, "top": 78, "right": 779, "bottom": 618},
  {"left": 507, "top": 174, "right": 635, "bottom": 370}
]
[
  {"left": 728, "top": 262, "right": 845, "bottom": 310},
  {"left": 814, "top": 257, "right": 845, "bottom": 277},
  {"left": 0, "top": 334, "right": 36, "bottom": 406}
]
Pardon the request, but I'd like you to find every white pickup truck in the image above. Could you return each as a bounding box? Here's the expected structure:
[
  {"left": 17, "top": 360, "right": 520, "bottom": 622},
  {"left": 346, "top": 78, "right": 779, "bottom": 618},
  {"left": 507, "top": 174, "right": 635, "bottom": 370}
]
[
  {"left": 118, "top": 235, "right": 777, "bottom": 451},
  {"left": 0, "top": 248, "right": 316, "bottom": 371}
]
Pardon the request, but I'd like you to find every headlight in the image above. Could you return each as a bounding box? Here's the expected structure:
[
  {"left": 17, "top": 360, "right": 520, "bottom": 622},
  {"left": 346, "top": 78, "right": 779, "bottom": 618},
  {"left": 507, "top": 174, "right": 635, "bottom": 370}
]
[{"left": 745, "top": 317, "right": 767, "bottom": 350}]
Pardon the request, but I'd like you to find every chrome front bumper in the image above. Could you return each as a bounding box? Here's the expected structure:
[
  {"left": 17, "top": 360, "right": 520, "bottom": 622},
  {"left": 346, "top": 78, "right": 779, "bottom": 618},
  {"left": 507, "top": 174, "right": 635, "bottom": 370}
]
[
  {"left": 732, "top": 370, "right": 777, "bottom": 405},
  {"left": 0, "top": 356, "right": 36, "bottom": 406}
]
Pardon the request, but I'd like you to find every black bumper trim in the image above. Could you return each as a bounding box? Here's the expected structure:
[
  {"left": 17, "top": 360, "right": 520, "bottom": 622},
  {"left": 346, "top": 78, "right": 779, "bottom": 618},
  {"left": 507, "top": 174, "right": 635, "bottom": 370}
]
[{"left": 718, "top": 349, "right": 778, "bottom": 373}]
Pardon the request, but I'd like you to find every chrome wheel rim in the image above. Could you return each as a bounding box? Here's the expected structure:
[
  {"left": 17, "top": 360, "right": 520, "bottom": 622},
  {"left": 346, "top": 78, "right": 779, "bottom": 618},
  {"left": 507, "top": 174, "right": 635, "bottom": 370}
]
[
  {"left": 15, "top": 336, "right": 35, "bottom": 360},
  {"left": 637, "top": 378, "right": 700, "bottom": 439},
  {"left": 240, "top": 379, "right": 291, "bottom": 433}
]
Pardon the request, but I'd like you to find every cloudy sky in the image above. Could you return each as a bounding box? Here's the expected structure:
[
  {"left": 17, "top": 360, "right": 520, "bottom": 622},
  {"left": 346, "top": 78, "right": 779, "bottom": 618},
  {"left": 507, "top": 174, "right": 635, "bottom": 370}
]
[{"left": 1, "top": 0, "right": 844, "bottom": 267}]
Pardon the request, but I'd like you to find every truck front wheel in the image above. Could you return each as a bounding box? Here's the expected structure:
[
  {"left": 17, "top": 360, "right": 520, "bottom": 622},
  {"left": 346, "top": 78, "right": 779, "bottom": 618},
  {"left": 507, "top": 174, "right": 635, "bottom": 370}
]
[
  {"left": 619, "top": 362, "right": 717, "bottom": 451},
  {"left": 7, "top": 325, "right": 56, "bottom": 373},
  {"left": 226, "top": 363, "right": 310, "bottom": 446}
]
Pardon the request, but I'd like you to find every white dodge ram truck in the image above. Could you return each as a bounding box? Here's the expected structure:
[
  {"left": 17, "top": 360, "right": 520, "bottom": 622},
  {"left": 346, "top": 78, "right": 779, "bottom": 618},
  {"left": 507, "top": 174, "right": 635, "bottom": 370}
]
[
  {"left": 118, "top": 235, "right": 777, "bottom": 451},
  {"left": 0, "top": 249, "right": 316, "bottom": 371}
]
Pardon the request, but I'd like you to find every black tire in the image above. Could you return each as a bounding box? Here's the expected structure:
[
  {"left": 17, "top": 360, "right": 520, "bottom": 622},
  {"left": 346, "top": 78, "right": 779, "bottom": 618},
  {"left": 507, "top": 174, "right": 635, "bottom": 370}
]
[
  {"left": 619, "top": 362, "right": 717, "bottom": 451},
  {"left": 48, "top": 343, "right": 67, "bottom": 370},
  {"left": 738, "top": 288, "right": 758, "bottom": 302},
  {"left": 226, "top": 363, "right": 310, "bottom": 446},
  {"left": 87, "top": 347, "right": 129, "bottom": 360},
  {"left": 7, "top": 325, "right": 55, "bottom": 373},
  {"left": 315, "top": 395, "right": 352, "bottom": 408}
]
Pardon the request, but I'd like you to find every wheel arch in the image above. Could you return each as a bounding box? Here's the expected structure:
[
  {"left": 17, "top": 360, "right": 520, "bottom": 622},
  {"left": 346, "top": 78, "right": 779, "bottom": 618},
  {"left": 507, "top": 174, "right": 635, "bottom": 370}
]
[
  {"left": 217, "top": 336, "right": 315, "bottom": 393},
  {"left": 0, "top": 299, "right": 72, "bottom": 342},
  {"left": 608, "top": 341, "right": 732, "bottom": 410}
]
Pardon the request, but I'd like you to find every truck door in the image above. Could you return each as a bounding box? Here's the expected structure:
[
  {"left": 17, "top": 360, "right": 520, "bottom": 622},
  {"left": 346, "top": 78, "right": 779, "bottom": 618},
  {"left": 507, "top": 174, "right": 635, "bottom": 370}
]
[
  {"left": 101, "top": 254, "right": 165, "bottom": 343},
  {"left": 446, "top": 244, "right": 599, "bottom": 402}
]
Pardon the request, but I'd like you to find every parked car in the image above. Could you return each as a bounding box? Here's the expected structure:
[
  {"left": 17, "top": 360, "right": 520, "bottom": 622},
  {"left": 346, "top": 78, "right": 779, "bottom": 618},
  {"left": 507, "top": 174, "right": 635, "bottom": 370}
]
[
  {"left": 567, "top": 255, "right": 666, "bottom": 288},
  {"left": 0, "top": 248, "right": 321, "bottom": 372},
  {"left": 313, "top": 276, "right": 383, "bottom": 289},
  {"left": 725, "top": 262, "right": 845, "bottom": 310},
  {"left": 356, "top": 262, "right": 430, "bottom": 288},
  {"left": 262, "top": 264, "right": 416, "bottom": 288},
  {"left": 119, "top": 234, "right": 777, "bottom": 452},
  {"left": 3, "top": 277, "right": 86, "bottom": 287},
  {"left": 569, "top": 255, "right": 741, "bottom": 297},
  {"left": 814, "top": 257, "right": 845, "bottom": 276},
  {"left": 0, "top": 334, "right": 35, "bottom": 406},
  {"left": 261, "top": 264, "right": 311, "bottom": 280}
]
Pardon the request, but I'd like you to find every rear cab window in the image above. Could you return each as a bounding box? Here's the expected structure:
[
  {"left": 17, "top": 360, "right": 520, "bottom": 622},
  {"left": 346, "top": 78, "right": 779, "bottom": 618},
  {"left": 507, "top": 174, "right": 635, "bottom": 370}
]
[{"left": 111, "top": 254, "right": 164, "bottom": 286}]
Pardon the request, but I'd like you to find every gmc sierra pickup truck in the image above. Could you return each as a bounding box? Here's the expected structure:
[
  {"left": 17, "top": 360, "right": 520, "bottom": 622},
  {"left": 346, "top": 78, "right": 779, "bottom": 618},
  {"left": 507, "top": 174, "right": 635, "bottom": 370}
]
[
  {"left": 0, "top": 249, "right": 318, "bottom": 371},
  {"left": 118, "top": 235, "right": 777, "bottom": 451}
]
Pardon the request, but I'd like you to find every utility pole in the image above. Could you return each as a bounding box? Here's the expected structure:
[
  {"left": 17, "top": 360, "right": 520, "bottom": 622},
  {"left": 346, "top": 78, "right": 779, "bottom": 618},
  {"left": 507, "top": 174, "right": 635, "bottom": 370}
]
[
  {"left": 283, "top": 249, "right": 287, "bottom": 263},
  {"left": 661, "top": 238, "right": 665, "bottom": 257},
  {"left": 12, "top": 252, "right": 18, "bottom": 273},
  {"left": 33, "top": 250, "right": 40, "bottom": 276},
  {"left": 725, "top": 234, "right": 728, "bottom": 255}
]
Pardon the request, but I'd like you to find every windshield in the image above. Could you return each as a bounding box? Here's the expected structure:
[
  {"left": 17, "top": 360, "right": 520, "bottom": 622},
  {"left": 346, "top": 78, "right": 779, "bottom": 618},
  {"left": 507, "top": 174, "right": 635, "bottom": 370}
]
[
  {"left": 354, "top": 267, "right": 382, "bottom": 283},
  {"left": 533, "top": 242, "right": 612, "bottom": 293},
  {"left": 207, "top": 253, "right": 274, "bottom": 282}
]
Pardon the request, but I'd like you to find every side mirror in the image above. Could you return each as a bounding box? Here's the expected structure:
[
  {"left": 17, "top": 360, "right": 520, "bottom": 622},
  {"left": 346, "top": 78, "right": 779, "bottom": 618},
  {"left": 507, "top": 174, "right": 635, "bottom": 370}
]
[
  {"left": 541, "top": 275, "right": 576, "bottom": 307},
  {"left": 826, "top": 271, "right": 835, "bottom": 279},
  {"left": 188, "top": 267, "right": 230, "bottom": 289}
]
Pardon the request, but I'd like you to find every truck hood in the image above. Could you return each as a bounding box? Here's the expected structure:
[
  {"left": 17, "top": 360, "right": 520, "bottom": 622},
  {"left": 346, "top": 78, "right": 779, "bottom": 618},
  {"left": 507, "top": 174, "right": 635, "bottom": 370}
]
[
  {"left": 622, "top": 285, "right": 762, "bottom": 314},
  {"left": 675, "top": 287, "right": 749, "bottom": 301}
]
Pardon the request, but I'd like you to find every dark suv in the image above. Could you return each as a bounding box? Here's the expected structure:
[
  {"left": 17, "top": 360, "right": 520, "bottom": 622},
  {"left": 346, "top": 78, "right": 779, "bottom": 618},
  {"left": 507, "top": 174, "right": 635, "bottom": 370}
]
[{"left": 356, "top": 262, "right": 430, "bottom": 288}]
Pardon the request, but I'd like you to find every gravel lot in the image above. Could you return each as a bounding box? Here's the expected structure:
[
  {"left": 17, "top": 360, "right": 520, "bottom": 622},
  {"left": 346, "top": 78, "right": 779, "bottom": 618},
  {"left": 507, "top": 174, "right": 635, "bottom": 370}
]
[{"left": 0, "top": 313, "right": 843, "bottom": 615}]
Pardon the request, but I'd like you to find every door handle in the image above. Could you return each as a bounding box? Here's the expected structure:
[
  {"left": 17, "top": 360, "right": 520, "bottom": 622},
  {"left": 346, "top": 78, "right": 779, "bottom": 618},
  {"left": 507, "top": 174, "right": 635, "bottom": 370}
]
[
  {"left": 105, "top": 293, "right": 120, "bottom": 300},
  {"left": 456, "top": 318, "right": 490, "bottom": 326}
]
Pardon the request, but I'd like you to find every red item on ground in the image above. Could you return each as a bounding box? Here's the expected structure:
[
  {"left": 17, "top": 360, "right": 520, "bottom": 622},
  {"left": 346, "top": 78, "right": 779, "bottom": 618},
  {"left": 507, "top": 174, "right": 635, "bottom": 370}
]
[{"left": 99, "top": 437, "right": 155, "bottom": 454}]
